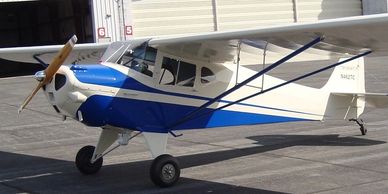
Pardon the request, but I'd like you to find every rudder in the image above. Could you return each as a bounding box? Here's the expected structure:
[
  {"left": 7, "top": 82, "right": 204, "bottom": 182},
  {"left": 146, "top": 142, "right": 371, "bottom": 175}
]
[{"left": 322, "top": 57, "right": 366, "bottom": 120}]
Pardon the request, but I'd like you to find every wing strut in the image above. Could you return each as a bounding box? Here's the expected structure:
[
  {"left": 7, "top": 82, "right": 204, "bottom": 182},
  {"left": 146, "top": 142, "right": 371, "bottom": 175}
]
[
  {"left": 166, "top": 36, "right": 325, "bottom": 132},
  {"left": 33, "top": 54, "right": 49, "bottom": 68},
  {"left": 190, "top": 50, "right": 372, "bottom": 122}
]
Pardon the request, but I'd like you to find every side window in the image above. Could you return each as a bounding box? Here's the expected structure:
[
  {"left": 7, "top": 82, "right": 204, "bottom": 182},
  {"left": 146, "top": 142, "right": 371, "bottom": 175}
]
[
  {"left": 201, "top": 67, "right": 215, "bottom": 84},
  {"left": 119, "top": 46, "right": 157, "bottom": 77},
  {"left": 159, "top": 58, "right": 178, "bottom": 85},
  {"left": 159, "top": 57, "right": 196, "bottom": 87},
  {"left": 144, "top": 47, "right": 157, "bottom": 62}
]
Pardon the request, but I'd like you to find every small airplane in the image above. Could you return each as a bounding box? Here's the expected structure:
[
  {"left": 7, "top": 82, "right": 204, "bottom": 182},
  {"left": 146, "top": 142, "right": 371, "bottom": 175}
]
[{"left": 2, "top": 13, "right": 388, "bottom": 187}]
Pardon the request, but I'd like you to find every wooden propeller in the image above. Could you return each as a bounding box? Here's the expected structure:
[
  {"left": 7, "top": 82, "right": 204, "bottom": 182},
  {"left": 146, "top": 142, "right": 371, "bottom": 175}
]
[{"left": 18, "top": 35, "right": 78, "bottom": 113}]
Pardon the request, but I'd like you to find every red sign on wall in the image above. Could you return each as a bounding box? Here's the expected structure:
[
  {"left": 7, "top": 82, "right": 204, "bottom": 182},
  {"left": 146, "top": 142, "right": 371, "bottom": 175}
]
[
  {"left": 125, "top": 26, "right": 133, "bottom": 36},
  {"left": 97, "top": 27, "right": 106, "bottom": 38}
]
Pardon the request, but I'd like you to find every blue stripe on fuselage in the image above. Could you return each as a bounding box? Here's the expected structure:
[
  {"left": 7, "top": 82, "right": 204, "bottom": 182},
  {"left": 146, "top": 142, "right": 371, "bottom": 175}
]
[
  {"left": 72, "top": 64, "right": 211, "bottom": 101},
  {"left": 78, "top": 95, "right": 307, "bottom": 132}
]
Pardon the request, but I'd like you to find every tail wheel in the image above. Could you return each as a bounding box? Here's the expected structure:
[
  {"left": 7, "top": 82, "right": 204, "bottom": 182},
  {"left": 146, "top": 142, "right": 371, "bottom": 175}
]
[
  {"left": 75, "top": 145, "right": 103, "bottom": 175},
  {"left": 150, "top": 154, "right": 180, "bottom": 187}
]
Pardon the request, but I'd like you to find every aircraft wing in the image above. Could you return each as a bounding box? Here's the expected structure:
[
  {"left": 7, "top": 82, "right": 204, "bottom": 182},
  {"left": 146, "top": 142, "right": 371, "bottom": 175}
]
[
  {"left": 149, "top": 13, "right": 388, "bottom": 63},
  {"left": 0, "top": 42, "right": 110, "bottom": 65},
  {"left": 3, "top": 14, "right": 388, "bottom": 65}
]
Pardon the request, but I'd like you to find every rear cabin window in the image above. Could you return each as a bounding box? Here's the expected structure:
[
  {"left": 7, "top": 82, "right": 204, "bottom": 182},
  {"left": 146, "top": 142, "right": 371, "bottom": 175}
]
[
  {"left": 201, "top": 67, "right": 215, "bottom": 84},
  {"left": 119, "top": 45, "right": 157, "bottom": 77},
  {"left": 159, "top": 57, "right": 196, "bottom": 87}
]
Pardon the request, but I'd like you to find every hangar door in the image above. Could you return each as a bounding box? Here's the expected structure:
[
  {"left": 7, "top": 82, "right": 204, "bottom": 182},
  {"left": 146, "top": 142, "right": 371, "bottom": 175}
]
[
  {"left": 297, "top": 0, "right": 362, "bottom": 22},
  {"left": 0, "top": 0, "right": 93, "bottom": 77},
  {"left": 217, "top": 0, "right": 295, "bottom": 31},
  {"left": 131, "top": 0, "right": 215, "bottom": 37},
  {"left": 0, "top": 0, "right": 93, "bottom": 47},
  {"left": 131, "top": 0, "right": 361, "bottom": 37},
  {"left": 217, "top": 0, "right": 362, "bottom": 30}
]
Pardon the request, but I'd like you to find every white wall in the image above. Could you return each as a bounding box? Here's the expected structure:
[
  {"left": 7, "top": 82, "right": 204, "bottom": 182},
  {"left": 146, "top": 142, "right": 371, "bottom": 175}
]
[
  {"left": 91, "top": 0, "right": 363, "bottom": 40},
  {"left": 217, "top": 0, "right": 295, "bottom": 31},
  {"left": 297, "top": 0, "right": 362, "bottom": 22},
  {"left": 363, "top": 0, "right": 388, "bottom": 15},
  {"left": 131, "top": 0, "right": 215, "bottom": 37},
  {"left": 91, "top": 0, "right": 130, "bottom": 42}
]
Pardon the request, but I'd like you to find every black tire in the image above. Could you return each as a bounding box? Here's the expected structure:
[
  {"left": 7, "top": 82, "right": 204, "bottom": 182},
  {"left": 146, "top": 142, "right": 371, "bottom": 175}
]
[
  {"left": 75, "top": 145, "right": 103, "bottom": 175},
  {"left": 150, "top": 154, "right": 180, "bottom": 187},
  {"left": 360, "top": 126, "right": 367, "bottom": 135}
]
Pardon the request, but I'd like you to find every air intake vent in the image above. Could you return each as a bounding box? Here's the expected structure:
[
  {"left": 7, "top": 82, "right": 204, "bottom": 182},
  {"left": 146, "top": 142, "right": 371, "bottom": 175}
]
[{"left": 55, "top": 74, "right": 67, "bottom": 91}]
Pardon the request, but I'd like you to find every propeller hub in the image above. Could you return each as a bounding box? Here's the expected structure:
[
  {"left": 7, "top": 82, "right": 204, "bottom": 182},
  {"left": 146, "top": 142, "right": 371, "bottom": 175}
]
[{"left": 34, "top": 71, "right": 46, "bottom": 82}]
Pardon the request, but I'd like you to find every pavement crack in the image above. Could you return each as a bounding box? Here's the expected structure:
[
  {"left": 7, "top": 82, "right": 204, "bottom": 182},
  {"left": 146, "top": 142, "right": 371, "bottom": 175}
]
[
  {"left": 175, "top": 138, "right": 240, "bottom": 150},
  {"left": 1, "top": 182, "right": 39, "bottom": 194},
  {"left": 310, "top": 177, "right": 388, "bottom": 194},
  {"left": 4, "top": 103, "right": 62, "bottom": 119},
  {"left": 263, "top": 152, "right": 388, "bottom": 175}
]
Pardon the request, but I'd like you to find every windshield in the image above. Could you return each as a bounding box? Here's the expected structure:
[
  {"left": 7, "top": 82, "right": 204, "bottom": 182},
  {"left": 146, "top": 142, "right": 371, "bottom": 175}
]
[
  {"left": 100, "top": 39, "right": 150, "bottom": 64},
  {"left": 117, "top": 44, "right": 157, "bottom": 77},
  {"left": 100, "top": 41, "right": 131, "bottom": 63}
]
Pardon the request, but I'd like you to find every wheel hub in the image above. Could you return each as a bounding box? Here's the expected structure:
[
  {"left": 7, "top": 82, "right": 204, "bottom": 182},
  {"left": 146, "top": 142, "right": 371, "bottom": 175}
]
[{"left": 162, "top": 164, "right": 175, "bottom": 181}]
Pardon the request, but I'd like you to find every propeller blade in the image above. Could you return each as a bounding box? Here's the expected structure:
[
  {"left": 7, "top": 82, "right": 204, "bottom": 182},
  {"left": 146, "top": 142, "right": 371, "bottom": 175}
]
[
  {"left": 18, "top": 35, "right": 78, "bottom": 113},
  {"left": 18, "top": 82, "right": 44, "bottom": 113},
  {"left": 43, "top": 35, "right": 78, "bottom": 84}
]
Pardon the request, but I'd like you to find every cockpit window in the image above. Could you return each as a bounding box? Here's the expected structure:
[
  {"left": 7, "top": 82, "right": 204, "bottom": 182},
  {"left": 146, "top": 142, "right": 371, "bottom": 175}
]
[
  {"left": 159, "top": 57, "right": 196, "bottom": 87},
  {"left": 118, "top": 45, "right": 157, "bottom": 77}
]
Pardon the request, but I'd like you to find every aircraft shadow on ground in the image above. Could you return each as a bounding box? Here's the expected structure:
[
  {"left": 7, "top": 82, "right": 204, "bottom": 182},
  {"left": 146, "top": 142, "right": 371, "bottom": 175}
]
[{"left": 0, "top": 134, "right": 384, "bottom": 193}]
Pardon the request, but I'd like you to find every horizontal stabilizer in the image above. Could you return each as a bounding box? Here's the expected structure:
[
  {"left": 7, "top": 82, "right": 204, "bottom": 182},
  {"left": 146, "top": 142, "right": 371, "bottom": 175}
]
[{"left": 332, "top": 92, "right": 388, "bottom": 108}]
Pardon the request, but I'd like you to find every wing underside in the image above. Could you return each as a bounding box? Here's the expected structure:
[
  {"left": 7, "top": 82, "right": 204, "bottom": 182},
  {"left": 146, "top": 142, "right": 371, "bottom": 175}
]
[{"left": 0, "top": 42, "right": 110, "bottom": 65}]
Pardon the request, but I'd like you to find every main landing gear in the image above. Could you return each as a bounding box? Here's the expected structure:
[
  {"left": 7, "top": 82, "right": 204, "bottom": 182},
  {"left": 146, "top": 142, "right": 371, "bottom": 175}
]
[
  {"left": 74, "top": 129, "right": 180, "bottom": 187},
  {"left": 150, "top": 154, "right": 180, "bottom": 187},
  {"left": 349, "top": 118, "right": 367, "bottom": 135},
  {"left": 75, "top": 145, "right": 103, "bottom": 174}
]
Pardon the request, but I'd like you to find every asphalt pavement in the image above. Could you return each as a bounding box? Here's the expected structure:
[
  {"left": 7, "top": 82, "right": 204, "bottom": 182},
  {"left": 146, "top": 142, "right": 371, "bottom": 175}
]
[{"left": 1, "top": 57, "right": 388, "bottom": 193}]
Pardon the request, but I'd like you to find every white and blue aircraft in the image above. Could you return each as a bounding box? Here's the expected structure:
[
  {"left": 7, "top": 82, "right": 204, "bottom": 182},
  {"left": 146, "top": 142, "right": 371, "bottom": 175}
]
[{"left": 2, "top": 14, "right": 388, "bottom": 187}]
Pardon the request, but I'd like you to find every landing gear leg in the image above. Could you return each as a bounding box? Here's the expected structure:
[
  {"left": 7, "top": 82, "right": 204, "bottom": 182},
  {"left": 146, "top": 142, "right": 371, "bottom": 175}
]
[
  {"left": 75, "top": 128, "right": 138, "bottom": 175},
  {"left": 349, "top": 118, "right": 367, "bottom": 135},
  {"left": 143, "top": 132, "right": 180, "bottom": 187},
  {"left": 75, "top": 128, "right": 118, "bottom": 175}
]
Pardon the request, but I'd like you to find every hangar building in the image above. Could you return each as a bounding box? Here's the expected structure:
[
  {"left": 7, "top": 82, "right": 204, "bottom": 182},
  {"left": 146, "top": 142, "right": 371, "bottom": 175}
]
[{"left": 0, "top": 0, "right": 386, "bottom": 76}]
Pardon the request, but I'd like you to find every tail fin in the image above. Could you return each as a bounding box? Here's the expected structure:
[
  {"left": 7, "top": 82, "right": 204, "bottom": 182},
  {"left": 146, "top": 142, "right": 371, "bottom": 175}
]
[
  {"left": 322, "top": 57, "right": 366, "bottom": 119},
  {"left": 322, "top": 57, "right": 365, "bottom": 93}
]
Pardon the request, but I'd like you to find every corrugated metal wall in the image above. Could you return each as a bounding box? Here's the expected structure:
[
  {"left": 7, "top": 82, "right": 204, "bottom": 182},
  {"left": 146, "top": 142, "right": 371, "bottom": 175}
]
[
  {"left": 91, "top": 0, "right": 124, "bottom": 42},
  {"left": 297, "top": 0, "right": 362, "bottom": 22},
  {"left": 91, "top": 0, "right": 362, "bottom": 40},
  {"left": 131, "top": 0, "right": 215, "bottom": 37},
  {"left": 217, "top": 0, "right": 295, "bottom": 31}
]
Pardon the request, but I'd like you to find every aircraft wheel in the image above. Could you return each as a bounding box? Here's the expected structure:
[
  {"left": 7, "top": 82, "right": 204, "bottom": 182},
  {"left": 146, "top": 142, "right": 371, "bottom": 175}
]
[
  {"left": 150, "top": 154, "right": 180, "bottom": 187},
  {"left": 75, "top": 145, "right": 103, "bottom": 175},
  {"left": 360, "top": 126, "right": 367, "bottom": 135}
]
